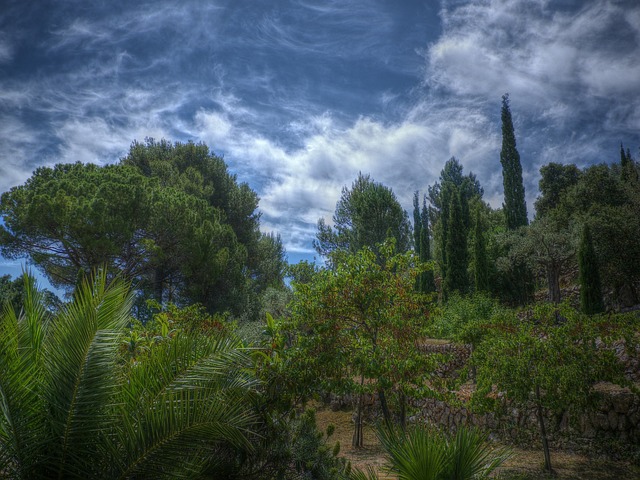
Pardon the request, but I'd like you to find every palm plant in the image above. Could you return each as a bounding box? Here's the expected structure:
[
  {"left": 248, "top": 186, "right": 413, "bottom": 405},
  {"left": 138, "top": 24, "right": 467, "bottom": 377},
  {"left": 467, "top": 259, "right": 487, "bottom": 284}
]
[
  {"left": 0, "top": 272, "right": 257, "bottom": 479},
  {"left": 374, "top": 425, "right": 510, "bottom": 480}
]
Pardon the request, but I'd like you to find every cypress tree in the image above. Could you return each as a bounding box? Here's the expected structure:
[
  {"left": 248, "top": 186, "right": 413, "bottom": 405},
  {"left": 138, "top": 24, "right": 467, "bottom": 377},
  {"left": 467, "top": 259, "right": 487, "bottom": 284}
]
[
  {"left": 473, "top": 208, "right": 489, "bottom": 293},
  {"left": 500, "top": 94, "right": 528, "bottom": 229},
  {"left": 413, "top": 191, "right": 421, "bottom": 253},
  {"left": 443, "top": 190, "right": 468, "bottom": 299},
  {"left": 419, "top": 198, "right": 436, "bottom": 293},
  {"left": 578, "top": 224, "right": 604, "bottom": 314}
]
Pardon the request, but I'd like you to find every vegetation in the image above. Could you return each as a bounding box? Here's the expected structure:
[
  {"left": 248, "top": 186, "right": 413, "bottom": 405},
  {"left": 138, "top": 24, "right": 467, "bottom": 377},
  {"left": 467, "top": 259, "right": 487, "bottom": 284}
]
[{"left": 1, "top": 94, "right": 640, "bottom": 477}]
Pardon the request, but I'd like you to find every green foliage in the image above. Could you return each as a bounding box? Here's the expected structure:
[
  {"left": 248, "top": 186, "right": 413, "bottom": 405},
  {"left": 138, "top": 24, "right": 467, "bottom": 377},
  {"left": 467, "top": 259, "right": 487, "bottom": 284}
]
[
  {"left": 0, "top": 139, "right": 284, "bottom": 318},
  {"left": 286, "top": 241, "right": 433, "bottom": 443},
  {"left": 578, "top": 224, "right": 604, "bottom": 314},
  {"left": 534, "top": 162, "right": 581, "bottom": 218},
  {"left": 0, "top": 272, "right": 258, "bottom": 479},
  {"left": 472, "top": 208, "right": 489, "bottom": 294},
  {"left": 472, "top": 303, "right": 634, "bottom": 472},
  {"left": 500, "top": 94, "right": 528, "bottom": 230},
  {"left": 315, "top": 173, "right": 412, "bottom": 260},
  {"left": 428, "top": 158, "right": 482, "bottom": 294},
  {"left": 376, "top": 425, "right": 510, "bottom": 480},
  {"left": 417, "top": 196, "right": 436, "bottom": 294},
  {"left": 443, "top": 190, "right": 469, "bottom": 298},
  {"left": 429, "top": 293, "right": 505, "bottom": 346}
]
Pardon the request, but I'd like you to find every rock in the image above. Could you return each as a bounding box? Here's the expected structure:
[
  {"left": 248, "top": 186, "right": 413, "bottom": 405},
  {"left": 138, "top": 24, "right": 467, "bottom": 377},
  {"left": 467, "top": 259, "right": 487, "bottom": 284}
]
[{"left": 608, "top": 410, "right": 618, "bottom": 430}]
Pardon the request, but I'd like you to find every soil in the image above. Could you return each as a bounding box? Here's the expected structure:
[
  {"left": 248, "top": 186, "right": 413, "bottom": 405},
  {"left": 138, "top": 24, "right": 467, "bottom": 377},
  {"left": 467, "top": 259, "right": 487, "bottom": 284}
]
[{"left": 314, "top": 406, "right": 640, "bottom": 479}]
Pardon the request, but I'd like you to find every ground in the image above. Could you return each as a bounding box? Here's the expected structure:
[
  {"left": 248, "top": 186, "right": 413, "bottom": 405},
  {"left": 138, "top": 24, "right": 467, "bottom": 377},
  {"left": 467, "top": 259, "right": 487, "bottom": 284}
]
[{"left": 314, "top": 406, "right": 640, "bottom": 479}]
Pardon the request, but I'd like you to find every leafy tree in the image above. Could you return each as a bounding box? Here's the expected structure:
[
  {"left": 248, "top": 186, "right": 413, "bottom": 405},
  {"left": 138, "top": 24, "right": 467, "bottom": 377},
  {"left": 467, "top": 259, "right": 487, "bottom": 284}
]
[
  {"left": 287, "top": 241, "right": 432, "bottom": 446},
  {"left": 0, "top": 272, "right": 258, "bottom": 479},
  {"left": 556, "top": 162, "right": 640, "bottom": 306},
  {"left": 509, "top": 216, "right": 575, "bottom": 304},
  {"left": 0, "top": 274, "right": 61, "bottom": 314},
  {"left": 0, "top": 139, "right": 282, "bottom": 317},
  {"left": 500, "top": 94, "right": 528, "bottom": 229},
  {"left": 534, "top": 162, "right": 581, "bottom": 218},
  {"left": 472, "top": 304, "right": 629, "bottom": 474},
  {"left": 578, "top": 224, "right": 604, "bottom": 314},
  {"left": 314, "top": 173, "right": 411, "bottom": 261},
  {"left": 443, "top": 191, "right": 469, "bottom": 298}
]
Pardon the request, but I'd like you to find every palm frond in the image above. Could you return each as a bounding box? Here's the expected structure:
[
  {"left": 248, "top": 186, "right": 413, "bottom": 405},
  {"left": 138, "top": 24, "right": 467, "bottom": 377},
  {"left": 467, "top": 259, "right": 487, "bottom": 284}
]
[
  {"left": 43, "top": 271, "right": 133, "bottom": 478},
  {"left": 115, "top": 332, "right": 257, "bottom": 479},
  {"left": 0, "top": 273, "right": 49, "bottom": 479}
]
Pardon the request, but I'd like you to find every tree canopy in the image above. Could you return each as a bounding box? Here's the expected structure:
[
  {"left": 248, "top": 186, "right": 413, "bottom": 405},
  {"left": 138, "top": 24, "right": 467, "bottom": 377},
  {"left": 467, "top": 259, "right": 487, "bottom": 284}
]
[
  {"left": 0, "top": 139, "right": 284, "bottom": 317},
  {"left": 314, "top": 173, "right": 411, "bottom": 261}
]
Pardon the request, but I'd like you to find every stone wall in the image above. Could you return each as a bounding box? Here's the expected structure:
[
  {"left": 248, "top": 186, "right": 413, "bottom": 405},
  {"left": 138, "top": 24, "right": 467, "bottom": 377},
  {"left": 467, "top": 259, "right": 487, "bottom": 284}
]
[{"left": 409, "top": 382, "right": 640, "bottom": 450}]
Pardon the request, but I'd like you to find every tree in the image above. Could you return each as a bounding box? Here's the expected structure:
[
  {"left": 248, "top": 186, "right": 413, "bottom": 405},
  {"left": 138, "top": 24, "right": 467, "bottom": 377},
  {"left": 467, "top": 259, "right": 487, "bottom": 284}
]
[
  {"left": 507, "top": 216, "right": 575, "bottom": 304},
  {"left": 314, "top": 173, "right": 411, "bottom": 260},
  {"left": 500, "top": 94, "right": 528, "bottom": 229},
  {"left": 412, "top": 191, "right": 422, "bottom": 253},
  {"left": 427, "top": 158, "right": 482, "bottom": 291},
  {"left": 472, "top": 208, "right": 489, "bottom": 293},
  {"left": 414, "top": 193, "right": 435, "bottom": 294},
  {"left": 287, "top": 241, "right": 432, "bottom": 446},
  {"left": 578, "top": 224, "right": 604, "bottom": 314},
  {"left": 443, "top": 191, "right": 469, "bottom": 298},
  {"left": 0, "top": 272, "right": 258, "bottom": 479},
  {"left": 418, "top": 198, "right": 436, "bottom": 294},
  {"left": 472, "top": 304, "right": 629, "bottom": 474},
  {"left": 534, "top": 162, "right": 581, "bottom": 218},
  {"left": 0, "top": 139, "right": 282, "bottom": 317}
]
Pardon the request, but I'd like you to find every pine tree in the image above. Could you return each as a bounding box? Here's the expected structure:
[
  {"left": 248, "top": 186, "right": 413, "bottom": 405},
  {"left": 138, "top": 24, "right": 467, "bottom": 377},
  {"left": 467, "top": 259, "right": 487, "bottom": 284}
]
[
  {"left": 473, "top": 208, "right": 489, "bottom": 293},
  {"left": 578, "top": 224, "right": 604, "bottom": 314},
  {"left": 443, "top": 190, "right": 469, "bottom": 298},
  {"left": 500, "top": 94, "right": 528, "bottom": 229},
  {"left": 419, "top": 198, "right": 436, "bottom": 293}
]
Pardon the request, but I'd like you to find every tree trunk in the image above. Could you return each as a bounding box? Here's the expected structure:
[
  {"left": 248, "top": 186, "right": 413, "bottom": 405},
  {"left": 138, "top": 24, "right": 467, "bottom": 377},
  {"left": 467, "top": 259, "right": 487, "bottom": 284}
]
[
  {"left": 378, "top": 388, "right": 392, "bottom": 428},
  {"left": 352, "top": 375, "right": 365, "bottom": 448},
  {"left": 547, "top": 266, "right": 561, "bottom": 304},
  {"left": 535, "top": 385, "right": 554, "bottom": 475}
]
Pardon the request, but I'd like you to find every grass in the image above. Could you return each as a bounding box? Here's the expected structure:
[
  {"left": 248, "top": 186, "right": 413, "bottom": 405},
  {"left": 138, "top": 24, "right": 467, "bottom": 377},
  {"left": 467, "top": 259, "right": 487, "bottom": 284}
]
[{"left": 314, "top": 405, "right": 640, "bottom": 479}]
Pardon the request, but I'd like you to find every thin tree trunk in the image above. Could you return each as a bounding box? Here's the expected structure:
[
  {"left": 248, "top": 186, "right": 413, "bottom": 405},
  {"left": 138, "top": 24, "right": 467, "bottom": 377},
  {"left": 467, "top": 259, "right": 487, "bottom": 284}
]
[
  {"left": 399, "top": 390, "right": 407, "bottom": 432},
  {"left": 378, "top": 388, "right": 392, "bottom": 428},
  {"left": 535, "top": 384, "right": 554, "bottom": 474},
  {"left": 547, "top": 266, "right": 561, "bottom": 304},
  {"left": 352, "top": 375, "right": 365, "bottom": 447}
]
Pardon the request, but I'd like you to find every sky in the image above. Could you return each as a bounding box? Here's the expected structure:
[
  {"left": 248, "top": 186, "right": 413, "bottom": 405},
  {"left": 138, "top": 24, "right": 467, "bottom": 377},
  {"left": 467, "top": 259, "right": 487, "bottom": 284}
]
[{"left": 1, "top": 0, "right": 640, "bottom": 281}]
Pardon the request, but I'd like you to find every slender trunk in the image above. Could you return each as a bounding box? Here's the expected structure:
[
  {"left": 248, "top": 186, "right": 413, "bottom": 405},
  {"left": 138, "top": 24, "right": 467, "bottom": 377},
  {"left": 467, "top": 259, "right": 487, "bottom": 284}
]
[
  {"left": 547, "top": 266, "right": 561, "bottom": 304},
  {"left": 352, "top": 375, "right": 365, "bottom": 447},
  {"left": 378, "top": 388, "right": 392, "bottom": 428},
  {"left": 399, "top": 390, "right": 407, "bottom": 432},
  {"left": 535, "top": 385, "right": 554, "bottom": 474}
]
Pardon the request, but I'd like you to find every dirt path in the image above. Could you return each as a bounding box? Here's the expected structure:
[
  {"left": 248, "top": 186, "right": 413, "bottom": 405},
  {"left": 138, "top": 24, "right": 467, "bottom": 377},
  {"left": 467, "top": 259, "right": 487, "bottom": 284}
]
[{"left": 314, "top": 406, "right": 640, "bottom": 479}]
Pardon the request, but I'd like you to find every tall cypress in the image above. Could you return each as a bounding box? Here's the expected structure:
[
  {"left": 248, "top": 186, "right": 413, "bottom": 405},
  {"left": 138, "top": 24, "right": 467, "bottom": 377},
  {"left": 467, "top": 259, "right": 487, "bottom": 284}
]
[
  {"left": 473, "top": 208, "right": 489, "bottom": 293},
  {"left": 419, "top": 198, "right": 436, "bottom": 293},
  {"left": 443, "top": 190, "right": 468, "bottom": 299},
  {"left": 412, "top": 191, "right": 421, "bottom": 253},
  {"left": 500, "top": 94, "right": 528, "bottom": 229},
  {"left": 578, "top": 224, "right": 604, "bottom": 315}
]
